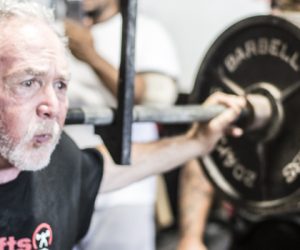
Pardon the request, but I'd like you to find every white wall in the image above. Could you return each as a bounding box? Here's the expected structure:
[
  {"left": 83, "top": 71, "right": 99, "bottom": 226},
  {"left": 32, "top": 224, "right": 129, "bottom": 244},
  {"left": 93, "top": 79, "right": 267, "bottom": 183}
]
[{"left": 139, "top": 0, "right": 270, "bottom": 93}]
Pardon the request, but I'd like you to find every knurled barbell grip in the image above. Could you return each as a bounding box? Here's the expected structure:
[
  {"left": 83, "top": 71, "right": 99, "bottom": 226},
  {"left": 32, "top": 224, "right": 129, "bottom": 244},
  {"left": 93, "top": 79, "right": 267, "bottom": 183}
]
[
  {"left": 64, "top": 105, "right": 253, "bottom": 126},
  {"left": 65, "top": 105, "right": 226, "bottom": 125},
  {"left": 133, "top": 105, "right": 226, "bottom": 124}
]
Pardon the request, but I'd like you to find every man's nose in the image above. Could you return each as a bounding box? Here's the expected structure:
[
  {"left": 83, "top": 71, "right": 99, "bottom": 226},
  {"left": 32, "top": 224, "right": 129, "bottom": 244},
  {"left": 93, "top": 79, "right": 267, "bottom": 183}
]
[{"left": 36, "top": 85, "right": 60, "bottom": 119}]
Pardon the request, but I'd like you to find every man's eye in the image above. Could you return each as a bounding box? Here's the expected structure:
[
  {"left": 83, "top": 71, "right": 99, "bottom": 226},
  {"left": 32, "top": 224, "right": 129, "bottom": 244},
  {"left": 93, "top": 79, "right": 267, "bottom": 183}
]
[
  {"left": 55, "top": 81, "right": 68, "bottom": 91},
  {"left": 21, "top": 79, "right": 34, "bottom": 87},
  {"left": 10, "top": 78, "right": 41, "bottom": 98},
  {"left": 20, "top": 79, "right": 41, "bottom": 88}
]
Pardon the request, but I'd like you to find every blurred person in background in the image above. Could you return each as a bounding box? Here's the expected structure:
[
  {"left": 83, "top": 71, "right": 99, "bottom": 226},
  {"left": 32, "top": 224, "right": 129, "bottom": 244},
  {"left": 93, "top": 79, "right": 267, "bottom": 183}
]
[{"left": 63, "top": 0, "right": 180, "bottom": 249}]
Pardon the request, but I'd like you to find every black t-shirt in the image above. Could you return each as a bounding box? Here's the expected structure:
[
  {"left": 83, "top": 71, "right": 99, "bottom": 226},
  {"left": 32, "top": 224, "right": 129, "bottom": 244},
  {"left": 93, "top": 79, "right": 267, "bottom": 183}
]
[{"left": 0, "top": 132, "right": 103, "bottom": 250}]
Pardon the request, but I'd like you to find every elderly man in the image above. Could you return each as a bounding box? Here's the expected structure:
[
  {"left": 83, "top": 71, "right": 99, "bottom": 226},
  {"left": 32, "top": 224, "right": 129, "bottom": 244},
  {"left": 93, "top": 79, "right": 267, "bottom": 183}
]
[{"left": 0, "top": 0, "right": 245, "bottom": 249}]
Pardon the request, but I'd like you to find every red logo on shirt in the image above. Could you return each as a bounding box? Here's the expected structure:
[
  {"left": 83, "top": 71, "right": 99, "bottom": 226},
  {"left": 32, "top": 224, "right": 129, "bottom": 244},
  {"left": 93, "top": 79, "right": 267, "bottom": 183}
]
[{"left": 0, "top": 223, "right": 53, "bottom": 250}]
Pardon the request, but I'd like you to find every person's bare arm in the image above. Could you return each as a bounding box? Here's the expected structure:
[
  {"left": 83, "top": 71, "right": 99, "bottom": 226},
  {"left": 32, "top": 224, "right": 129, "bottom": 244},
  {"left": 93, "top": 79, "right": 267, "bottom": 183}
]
[
  {"left": 139, "top": 73, "right": 178, "bottom": 106},
  {"left": 99, "top": 133, "right": 206, "bottom": 192},
  {"left": 65, "top": 19, "right": 145, "bottom": 103},
  {"left": 98, "top": 92, "right": 246, "bottom": 193},
  {"left": 177, "top": 159, "right": 214, "bottom": 250}
]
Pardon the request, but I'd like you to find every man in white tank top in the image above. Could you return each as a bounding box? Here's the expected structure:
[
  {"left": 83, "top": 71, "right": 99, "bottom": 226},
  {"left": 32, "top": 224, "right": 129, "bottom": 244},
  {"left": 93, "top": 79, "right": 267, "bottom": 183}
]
[{"left": 64, "top": 0, "right": 180, "bottom": 249}]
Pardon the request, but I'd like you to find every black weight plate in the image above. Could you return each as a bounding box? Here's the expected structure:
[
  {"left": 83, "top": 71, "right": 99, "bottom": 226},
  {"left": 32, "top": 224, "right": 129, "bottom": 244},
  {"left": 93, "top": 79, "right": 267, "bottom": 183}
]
[{"left": 191, "top": 15, "right": 300, "bottom": 215}]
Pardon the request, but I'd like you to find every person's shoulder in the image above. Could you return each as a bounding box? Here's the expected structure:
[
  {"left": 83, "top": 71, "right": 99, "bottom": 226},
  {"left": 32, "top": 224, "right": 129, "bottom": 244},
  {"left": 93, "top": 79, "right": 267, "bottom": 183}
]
[
  {"left": 54, "top": 132, "right": 102, "bottom": 166},
  {"left": 137, "top": 14, "right": 164, "bottom": 30},
  {"left": 136, "top": 14, "right": 172, "bottom": 43},
  {"left": 50, "top": 132, "right": 103, "bottom": 176},
  {"left": 82, "top": 147, "right": 103, "bottom": 169},
  {"left": 49, "top": 132, "right": 82, "bottom": 170},
  {"left": 56, "top": 131, "right": 80, "bottom": 156}
]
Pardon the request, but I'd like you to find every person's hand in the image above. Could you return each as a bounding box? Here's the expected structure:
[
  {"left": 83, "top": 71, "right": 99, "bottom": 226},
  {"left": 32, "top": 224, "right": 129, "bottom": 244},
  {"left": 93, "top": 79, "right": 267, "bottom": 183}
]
[
  {"left": 187, "top": 92, "right": 246, "bottom": 156},
  {"left": 177, "top": 237, "right": 207, "bottom": 250},
  {"left": 64, "top": 19, "right": 96, "bottom": 63}
]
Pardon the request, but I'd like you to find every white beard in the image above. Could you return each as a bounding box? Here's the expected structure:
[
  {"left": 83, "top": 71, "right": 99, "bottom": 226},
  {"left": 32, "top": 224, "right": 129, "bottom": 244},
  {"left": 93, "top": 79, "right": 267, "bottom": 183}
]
[{"left": 0, "top": 119, "right": 61, "bottom": 171}]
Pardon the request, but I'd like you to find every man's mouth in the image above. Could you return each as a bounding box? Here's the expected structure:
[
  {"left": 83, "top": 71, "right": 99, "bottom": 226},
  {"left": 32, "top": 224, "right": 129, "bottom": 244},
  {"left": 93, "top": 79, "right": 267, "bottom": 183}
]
[{"left": 33, "top": 133, "right": 53, "bottom": 146}]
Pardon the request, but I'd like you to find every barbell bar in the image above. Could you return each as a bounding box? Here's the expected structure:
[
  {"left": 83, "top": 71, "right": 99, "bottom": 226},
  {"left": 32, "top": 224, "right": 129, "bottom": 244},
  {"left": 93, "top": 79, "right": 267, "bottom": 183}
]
[
  {"left": 64, "top": 1, "right": 300, "bottom": 214},
  {"left": 65, "top": 105, "right": 226, "bottom": 126}
]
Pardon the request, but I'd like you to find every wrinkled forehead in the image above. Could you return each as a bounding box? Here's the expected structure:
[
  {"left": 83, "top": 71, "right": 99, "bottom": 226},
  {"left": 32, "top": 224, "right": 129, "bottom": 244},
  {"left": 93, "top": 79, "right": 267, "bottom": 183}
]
[
  {"left": 0, "top": 17, "right": 65, "bottom": 55},
  {"left": 0, "top": 17, "right": 69, "bottom": 75}
]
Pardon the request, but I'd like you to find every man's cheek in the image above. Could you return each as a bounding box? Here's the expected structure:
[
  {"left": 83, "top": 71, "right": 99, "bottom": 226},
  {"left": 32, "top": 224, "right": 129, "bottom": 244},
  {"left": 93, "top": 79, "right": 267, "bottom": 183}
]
[
  {"left": 60, "top": 101, "right": 68, "bottom": 126},
  {"left": 9, "top": 124, "right": 24, "bottom": 142},
  {"left": 7, "top": 115, "right": 28, "bottom": 140}
]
